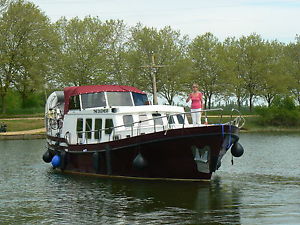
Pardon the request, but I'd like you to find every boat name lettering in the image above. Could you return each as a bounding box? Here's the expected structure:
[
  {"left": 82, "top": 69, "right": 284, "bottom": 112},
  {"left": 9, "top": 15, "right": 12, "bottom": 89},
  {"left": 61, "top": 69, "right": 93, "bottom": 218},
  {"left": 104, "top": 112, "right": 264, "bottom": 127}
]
[{"left": 93, "top": 109, "right": 109, "bottom": 113}]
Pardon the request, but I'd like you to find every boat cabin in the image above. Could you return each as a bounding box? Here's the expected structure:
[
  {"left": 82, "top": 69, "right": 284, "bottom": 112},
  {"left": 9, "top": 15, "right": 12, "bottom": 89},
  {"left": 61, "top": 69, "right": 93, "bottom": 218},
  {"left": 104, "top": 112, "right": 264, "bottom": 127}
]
[{"left": 46, "top": 85, "right": 188, "bottom": 145}]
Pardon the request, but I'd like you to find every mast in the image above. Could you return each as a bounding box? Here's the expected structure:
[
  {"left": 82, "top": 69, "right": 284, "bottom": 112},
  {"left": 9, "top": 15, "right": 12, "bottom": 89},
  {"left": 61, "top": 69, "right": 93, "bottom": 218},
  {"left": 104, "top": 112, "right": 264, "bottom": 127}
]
[{"left": 141, "top": 52, "right": 165, "bottom": 105}]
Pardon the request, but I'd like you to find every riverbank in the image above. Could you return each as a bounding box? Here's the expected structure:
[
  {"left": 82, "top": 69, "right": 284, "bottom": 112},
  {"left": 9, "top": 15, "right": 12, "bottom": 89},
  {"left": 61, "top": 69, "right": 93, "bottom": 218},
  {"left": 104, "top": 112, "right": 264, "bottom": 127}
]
[
  {"left": 0, "top": 117, "right": 45, "bottom": 140},
  {"left": 0, "top": 128, "right": 45, "bottom": 140}
]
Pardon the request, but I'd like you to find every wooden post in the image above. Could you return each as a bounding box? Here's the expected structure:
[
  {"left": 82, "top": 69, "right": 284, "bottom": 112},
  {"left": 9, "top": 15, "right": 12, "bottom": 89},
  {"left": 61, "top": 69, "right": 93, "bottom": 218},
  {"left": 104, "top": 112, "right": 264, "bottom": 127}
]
[{"left": 141, "top": 52, "right": 165, "bottom": 105}]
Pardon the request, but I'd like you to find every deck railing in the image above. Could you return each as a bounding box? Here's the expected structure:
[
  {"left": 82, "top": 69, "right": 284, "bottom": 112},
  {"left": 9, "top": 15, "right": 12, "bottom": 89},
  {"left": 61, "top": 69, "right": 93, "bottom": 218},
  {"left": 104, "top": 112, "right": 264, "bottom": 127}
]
[{"left": 74, "top": 108, "right": 244, "bottom": 145}]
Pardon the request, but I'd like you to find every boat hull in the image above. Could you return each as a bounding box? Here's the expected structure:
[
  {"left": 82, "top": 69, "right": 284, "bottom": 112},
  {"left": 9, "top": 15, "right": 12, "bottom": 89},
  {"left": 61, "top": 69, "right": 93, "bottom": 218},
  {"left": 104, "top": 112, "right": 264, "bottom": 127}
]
[{"left": 46, "top": 125, "right": 239, "bottom": 181}]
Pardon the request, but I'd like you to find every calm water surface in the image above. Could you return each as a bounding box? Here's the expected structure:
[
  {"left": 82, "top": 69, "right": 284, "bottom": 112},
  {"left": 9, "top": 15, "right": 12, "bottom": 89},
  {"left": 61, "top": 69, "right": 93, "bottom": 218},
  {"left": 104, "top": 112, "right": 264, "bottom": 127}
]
[{"left": 0, "top": 133, "right": 300, "bottom": 225}]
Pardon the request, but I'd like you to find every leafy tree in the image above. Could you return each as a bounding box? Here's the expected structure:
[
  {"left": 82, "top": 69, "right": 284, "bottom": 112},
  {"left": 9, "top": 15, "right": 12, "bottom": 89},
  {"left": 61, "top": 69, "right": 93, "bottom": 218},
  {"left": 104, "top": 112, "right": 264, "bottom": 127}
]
[
  {"left": 222, "top": 37, "right": 247, "bottom": 108},
  {"left": 285, "top": 35, "right": 300, "bottom": 104},
  {"left": 104, "top": 19, "right": 128, "bottom": 85},
  {"left": 126, "top": 24, "right": 189, "bottom": 104},
  {"left": 159, "top": 58, "right": 192, "bottom": 105},
  {"left": 156, "top": 28, "right": 191, "bottom": 105},
  {"left": 259, "top": 40, "right": 292, "bottom": 106},
  {"left": 189, "top": 33, "right": 224, "bottom": 109},
  {"left": 55, "top": 17, "right": 107, "bottom": 86},
  {"left": 0, "top": 0, "right": 58, "bottom": 111},
  {"left": 0, "top": 0, "right": 10, "bottom": 13},
  {"left": 55, "top": 17, "right": 127, "bottom": 87},
  {"left": 126, "top": 24, "right": 166, "bottom": 95},
  {"left": 236, "top": 34, "right": 266, "bottom": 111}
]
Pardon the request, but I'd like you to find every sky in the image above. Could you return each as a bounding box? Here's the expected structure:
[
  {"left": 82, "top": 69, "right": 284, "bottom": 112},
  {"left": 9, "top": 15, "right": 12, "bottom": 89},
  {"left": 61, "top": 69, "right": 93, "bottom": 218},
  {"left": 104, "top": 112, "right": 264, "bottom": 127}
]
[{"left": 30, "top": 0, "right": 300, "bottom": 43}]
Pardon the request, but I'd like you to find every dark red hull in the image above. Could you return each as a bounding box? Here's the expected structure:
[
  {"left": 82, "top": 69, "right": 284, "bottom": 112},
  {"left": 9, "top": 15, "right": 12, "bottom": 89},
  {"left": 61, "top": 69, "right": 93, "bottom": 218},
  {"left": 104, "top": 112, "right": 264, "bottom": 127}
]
[{"left": 46, "top": 125, "right": 239, "bottom": 181}]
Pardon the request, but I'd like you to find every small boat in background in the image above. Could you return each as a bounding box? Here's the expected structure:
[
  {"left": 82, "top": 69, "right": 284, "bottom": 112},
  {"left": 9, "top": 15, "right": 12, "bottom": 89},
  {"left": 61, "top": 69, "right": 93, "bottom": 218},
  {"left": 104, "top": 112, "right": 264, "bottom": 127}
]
[{"left": 43, "top": 85, "right": 245, "bottom": 181}]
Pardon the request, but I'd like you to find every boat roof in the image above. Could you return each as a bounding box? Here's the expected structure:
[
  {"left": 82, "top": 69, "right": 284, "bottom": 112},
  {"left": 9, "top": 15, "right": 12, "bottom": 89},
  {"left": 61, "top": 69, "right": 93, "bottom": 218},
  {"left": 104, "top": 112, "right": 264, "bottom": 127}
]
[
  {"left": 64, "top": 85, "right": 145, "bottom": 114},
  {"left": 64, "top": 85, "right": 145, "bottom": 96}
]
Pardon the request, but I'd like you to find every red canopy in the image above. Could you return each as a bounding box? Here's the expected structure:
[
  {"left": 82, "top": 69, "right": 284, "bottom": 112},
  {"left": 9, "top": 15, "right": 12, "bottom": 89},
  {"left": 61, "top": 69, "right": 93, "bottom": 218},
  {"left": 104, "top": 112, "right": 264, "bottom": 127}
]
[{"left": 63, "top": 85, "right": 145, "bottom": 114}]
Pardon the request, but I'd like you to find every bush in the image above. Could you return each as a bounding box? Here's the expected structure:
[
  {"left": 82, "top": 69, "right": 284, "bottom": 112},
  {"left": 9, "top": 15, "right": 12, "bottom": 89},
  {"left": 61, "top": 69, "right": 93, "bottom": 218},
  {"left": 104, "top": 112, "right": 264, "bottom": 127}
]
[
  {"left": 256, "top": 96, "right": 300, "bottom": 127},
  {"left": 0, "top": 91, "right": 45, "bottom": 115}
]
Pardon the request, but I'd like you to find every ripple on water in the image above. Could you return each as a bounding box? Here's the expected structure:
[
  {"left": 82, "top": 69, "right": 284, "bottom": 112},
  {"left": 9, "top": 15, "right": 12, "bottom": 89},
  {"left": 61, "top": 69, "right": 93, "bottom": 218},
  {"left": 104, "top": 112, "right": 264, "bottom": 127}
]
[{"left": 0, "top": 135, "right": 300, "bottom": 225}]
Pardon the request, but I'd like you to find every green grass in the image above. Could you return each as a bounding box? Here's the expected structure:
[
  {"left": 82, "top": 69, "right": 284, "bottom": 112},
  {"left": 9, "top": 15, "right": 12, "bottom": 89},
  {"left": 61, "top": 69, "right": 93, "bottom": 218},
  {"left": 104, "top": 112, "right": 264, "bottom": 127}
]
[
  {"left": 0, "top": 107, "right": 44, "bottom": 118},
  {"left": 0, "top": 119, "right": 44, "bottom": 132},
  {"left": 206, "top": 116, "right": 300, "bottom": 132},
  {"left": 0, "top": 113, "right": 43, "bottom": 119}
]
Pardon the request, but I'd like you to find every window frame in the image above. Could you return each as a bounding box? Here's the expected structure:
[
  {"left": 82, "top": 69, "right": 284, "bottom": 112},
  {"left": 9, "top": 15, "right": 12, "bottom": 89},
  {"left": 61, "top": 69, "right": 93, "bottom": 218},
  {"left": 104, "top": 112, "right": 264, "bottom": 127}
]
[
  {"left": 152, "top": 113, "right": 163, "bottom": 125},
  {"left": 176, "top": 114, "right": 185, "bottom": 124},
  {"left": 123, "top": 115, "right": 134, "bottom": 127},
  {"left": 106, "top": 92, "right": 133, "bottom": 107},
  {"left": 85, "top": 118, "right": 93, "bottom": 139},
  {"left": 166, "top": 114, "right": 176, "bottom": 124},
  {"left": 69, "top": 95, "right": 81, "bottom": 110},
  {"left": 76, "top": 118, "right": 83, "bottom": 138},
  {"left": 132, "top": 92, "right": 149, "bottom": 106},
  {"left": 81, "top": 92, "right": 107, "bottom": 109},
  {"left": 105, "top": 119, "right": 114, "bottom": 134},
  {"left": 94, "top": 118, "right": 102, "bottom": 140}
]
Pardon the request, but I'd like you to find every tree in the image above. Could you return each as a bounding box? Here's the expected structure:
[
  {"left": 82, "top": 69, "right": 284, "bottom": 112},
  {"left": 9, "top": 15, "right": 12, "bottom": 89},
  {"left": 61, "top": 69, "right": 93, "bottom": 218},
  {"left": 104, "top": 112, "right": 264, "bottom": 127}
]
[
  {"left": 285, "top": 35, "right": 300, "bottom": 104},
  {"left": 259, "top": 40, "right": 292, "bottom": 106},
  {"left": 0, "top": 0, "right": 10, "bottom": 13},
  {"left": 236, "top": 34, "right": 266, "bottom": 111},
  {"left": 156, "top": 28, "right": 190, "bottom": 105},
  {"left": 189, "top": 33, "right": 224, "bottom": 109},
  {"left": 104, "top": 19, "right": 128, "bottom": 85},
  {"left": 125, "top": 24, "right": 166, "bottom": 95},
  {"left": 222, "top": 37, "right": 247, "bottom": 109},
  {"left": 126, "top": 24, "right": 189, "bottom": 104},
  {"left": 55, "top": 17, "right": 127, "bottom": 87},
  {"left": 55, "top": 17, "right": 107, "bottom": 86},
  {"left": 0, "top": 0, "right": 59, "bottom": 110},
  {"left": 160, "top": 57, "right": 192, "bottom": 105}
]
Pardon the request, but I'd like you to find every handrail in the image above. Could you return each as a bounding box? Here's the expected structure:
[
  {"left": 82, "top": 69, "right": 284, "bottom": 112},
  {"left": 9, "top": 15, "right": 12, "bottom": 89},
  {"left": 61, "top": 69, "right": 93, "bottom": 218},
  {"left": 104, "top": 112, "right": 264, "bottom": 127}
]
[
  {"left": 73, "top": 108, "right": 244, "bottom": 144},
  {"left": 75, "top": 108, "right": 224, "bottom": 143},
  {"left": 227, "top": 108, "right": 245, "bottom": 128}
]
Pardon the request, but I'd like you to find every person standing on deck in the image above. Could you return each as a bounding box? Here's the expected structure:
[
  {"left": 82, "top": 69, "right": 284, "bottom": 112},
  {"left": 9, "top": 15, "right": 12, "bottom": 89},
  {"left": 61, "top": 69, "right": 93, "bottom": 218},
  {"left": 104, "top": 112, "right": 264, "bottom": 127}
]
[{"left": 186, "top": 83, "right": 203, "bottom": 125}]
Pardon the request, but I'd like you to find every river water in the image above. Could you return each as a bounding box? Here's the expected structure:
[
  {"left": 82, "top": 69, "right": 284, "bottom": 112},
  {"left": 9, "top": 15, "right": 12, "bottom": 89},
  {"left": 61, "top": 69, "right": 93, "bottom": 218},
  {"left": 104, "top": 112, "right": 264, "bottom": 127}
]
[{"left": 0, "top": 133, "right": 300, "bottom": 225}]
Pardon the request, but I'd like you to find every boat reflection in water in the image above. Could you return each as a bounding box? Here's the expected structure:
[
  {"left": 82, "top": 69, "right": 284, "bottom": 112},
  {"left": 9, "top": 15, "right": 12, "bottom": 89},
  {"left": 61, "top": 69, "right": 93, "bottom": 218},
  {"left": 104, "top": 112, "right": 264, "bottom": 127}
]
[{"left": 52, "top": 173, "right": 241, "bottom": 225}]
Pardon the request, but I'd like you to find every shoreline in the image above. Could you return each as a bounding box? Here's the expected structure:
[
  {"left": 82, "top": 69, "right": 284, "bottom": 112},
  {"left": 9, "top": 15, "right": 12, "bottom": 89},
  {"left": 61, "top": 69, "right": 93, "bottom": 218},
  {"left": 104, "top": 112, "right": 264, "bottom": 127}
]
[
  {"left": 0, "top": 133, "right": 45, "bottom": 140},
  {"left": 241, "top": 128, "right": 300, "bottom": 133},
  {"left": 0, "top": 128, "right": 46, "bottom": 140}
]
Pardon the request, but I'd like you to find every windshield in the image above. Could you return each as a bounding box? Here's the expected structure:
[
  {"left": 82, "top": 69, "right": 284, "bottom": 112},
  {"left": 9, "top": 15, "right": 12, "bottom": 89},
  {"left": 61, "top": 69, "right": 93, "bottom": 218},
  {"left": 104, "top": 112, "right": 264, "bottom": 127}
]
[
  {"left": 81, "top": 92, "right": 106, "bottom": 109},
  {"left": 106, "top": 92, "right": 133, "bottom": 106},
  {"left": 132, "top": 93, "right": 149, "bottom": 106}
]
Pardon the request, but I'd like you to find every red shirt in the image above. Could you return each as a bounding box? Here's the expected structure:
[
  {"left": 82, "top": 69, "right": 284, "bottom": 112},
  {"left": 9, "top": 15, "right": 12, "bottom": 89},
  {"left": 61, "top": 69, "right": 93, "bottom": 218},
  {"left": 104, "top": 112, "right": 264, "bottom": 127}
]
[{"left": 190, "top": 92, "right": 203, "bottom": 109}]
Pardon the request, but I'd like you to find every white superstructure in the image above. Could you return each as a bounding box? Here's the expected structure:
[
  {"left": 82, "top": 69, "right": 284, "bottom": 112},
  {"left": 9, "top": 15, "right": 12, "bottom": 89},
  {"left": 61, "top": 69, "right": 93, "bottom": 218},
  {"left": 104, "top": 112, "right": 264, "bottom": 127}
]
[{"left": 45, "top": 85, "right": 192, "bottom": 146}]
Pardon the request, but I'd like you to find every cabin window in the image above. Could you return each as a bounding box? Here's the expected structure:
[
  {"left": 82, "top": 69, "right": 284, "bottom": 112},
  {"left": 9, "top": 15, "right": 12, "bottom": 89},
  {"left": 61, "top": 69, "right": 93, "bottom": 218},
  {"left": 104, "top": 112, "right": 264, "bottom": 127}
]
[
  {"left": 85, "top": 118, "right": 92, "bottom": 139},
  {"left": 139, "top": 114, "right": 149, "bottom": 125},
  {"left": 132, "top": 93, "right": 149, "bottom": 106},
  {"left": 177, "top": 114, "right": 184, "bottom": 124},
  {"left": 81, "top": 92, "right": 106, "bottom": 109},
  {"left": 166, "top": 114, "right": 175, "bottom": 124},
  {"left": 69, "top": 95, "right": 80, "bottom": 110},
  {"left": 107, "top": 92, "right": 133, "bottom": 106},
  {"left": 152, "top": 113, "right": 163, "bottom": 125},
  {"left": 95, "top": 119, "right": 102, "bottom": 140},
  {"left": 105, "top": 119, "right": 114, "bottom": 134},
  {"left": 123, "top": 115, "right": 134, "bottom": 127},
  {"left": 77, "top": 118, "right": 83, "bottom": 138}
]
